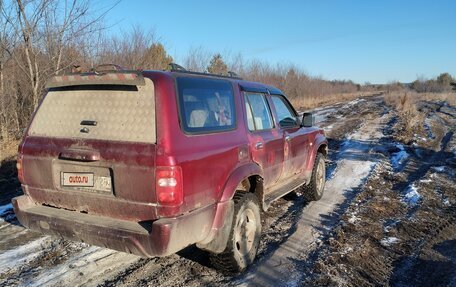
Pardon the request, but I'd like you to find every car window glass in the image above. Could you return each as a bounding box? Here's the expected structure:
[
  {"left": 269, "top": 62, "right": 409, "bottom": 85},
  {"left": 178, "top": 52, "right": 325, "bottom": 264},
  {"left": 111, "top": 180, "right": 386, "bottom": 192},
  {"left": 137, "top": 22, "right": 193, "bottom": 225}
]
[
  {"left": 244, "top": 93, "right": 273, "bottom": 131},
  {"left": 177, "top": 77, "right": 236, "bottom": 134},
  {"left": 271, "top": 95, "right": 298, "bottom": 128}
]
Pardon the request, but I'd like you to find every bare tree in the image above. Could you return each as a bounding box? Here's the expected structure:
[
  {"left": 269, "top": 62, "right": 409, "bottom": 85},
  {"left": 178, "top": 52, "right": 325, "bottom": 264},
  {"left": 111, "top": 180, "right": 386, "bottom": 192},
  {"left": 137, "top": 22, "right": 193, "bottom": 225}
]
[
  {"left": 98, "top": 26, "right": 161, "bottom": 70},
  {"left": 184, "top": 46, "right": 211, "bottom": 72},
  {"left": 0, "top": 0, "right": 116, "bottom": 142},
  {"left": 0, "top": 0, "right": 19, "bottom": 140},
  {"left": 1, "top": 0, "right": 115, "bottom": 109},
  {"left": 226, "top": 52, "right": 245, "bottom": 75},
  {"left": 42, "top": 0, "right": 115, "bottom": 74}
]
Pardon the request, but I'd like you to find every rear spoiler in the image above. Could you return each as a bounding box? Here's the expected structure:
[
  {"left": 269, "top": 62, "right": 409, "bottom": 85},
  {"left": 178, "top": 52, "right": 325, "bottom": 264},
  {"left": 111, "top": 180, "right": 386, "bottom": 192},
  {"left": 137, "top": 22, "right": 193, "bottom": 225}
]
[{"left": 46, "top": 71, "right": 146, "bottom": 89}]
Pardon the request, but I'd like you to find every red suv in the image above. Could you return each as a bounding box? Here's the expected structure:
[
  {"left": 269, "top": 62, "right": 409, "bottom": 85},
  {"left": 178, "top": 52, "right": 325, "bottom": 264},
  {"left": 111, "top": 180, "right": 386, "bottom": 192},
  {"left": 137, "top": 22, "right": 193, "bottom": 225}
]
[{"left": 13, "top": 65, "right": 327, "bottom": 273}]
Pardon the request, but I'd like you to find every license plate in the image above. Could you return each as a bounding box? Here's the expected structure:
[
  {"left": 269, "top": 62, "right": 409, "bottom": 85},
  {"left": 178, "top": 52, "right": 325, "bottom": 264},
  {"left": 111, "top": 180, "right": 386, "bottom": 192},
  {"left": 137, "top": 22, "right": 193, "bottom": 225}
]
[{"left": 61, "top": 172, "right": 94, "bottom": 187}]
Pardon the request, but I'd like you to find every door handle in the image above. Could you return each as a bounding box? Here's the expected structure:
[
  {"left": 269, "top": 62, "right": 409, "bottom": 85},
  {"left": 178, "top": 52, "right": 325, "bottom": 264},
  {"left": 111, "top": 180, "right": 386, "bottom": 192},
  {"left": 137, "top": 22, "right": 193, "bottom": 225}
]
[
  {"left": 255, "top": 142, "right": 264, "bottom": 149},
  {"left": 285, "top": 135, "right": 291, "bottom": 142}
]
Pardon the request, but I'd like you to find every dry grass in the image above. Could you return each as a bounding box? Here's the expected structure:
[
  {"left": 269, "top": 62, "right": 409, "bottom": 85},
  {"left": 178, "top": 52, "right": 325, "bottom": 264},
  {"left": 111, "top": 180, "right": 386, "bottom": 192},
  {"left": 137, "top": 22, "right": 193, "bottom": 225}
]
[
  {"left": 384, "top": 91, "right": 456, "bottom": 107},
  {"left": 384, "top": 91, "right": 455, "bottom": 141},
  {"left": 0, "top": 139, "right": 20, "bottom": 163},
  {"left": 292, "top": 91, "right": 380, "bottom": 110}
]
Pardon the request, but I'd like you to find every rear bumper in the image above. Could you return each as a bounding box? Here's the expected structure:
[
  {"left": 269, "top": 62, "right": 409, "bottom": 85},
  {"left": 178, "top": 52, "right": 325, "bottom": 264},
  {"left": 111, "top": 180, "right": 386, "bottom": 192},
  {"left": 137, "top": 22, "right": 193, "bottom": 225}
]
[{"left": 12, "top": 195, "right": 216, "bottom": 257}]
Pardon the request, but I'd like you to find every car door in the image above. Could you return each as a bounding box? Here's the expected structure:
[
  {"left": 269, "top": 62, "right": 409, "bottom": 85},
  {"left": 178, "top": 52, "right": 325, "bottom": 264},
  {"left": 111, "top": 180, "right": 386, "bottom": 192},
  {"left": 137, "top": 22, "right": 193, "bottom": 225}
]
[
  {"left": 244, "top": 92, "right": 284, "bottom": 188},
  {"left": 269, "top": 94, "right": 309, "bottom": 181}
]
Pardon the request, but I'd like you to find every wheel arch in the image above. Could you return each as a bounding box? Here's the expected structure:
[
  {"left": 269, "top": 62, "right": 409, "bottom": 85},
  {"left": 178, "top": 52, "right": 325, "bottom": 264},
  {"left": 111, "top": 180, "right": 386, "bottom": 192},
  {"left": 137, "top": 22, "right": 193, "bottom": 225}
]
[
  {"left": 197, "top": 163, "right": 263, "bottom": 254},
  {"left": 219, "top": 162, "right": 263, "bottom": 203},
  {"left": 307, "top": 133, "right": 328, "bottom": 170}
]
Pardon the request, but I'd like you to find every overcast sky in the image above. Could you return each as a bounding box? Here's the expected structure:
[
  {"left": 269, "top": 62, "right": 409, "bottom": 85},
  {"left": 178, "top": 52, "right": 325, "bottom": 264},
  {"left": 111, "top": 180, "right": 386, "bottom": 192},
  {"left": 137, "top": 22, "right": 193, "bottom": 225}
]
[{"left": 106, "top": 0, "right": 456, "bottom": 84}]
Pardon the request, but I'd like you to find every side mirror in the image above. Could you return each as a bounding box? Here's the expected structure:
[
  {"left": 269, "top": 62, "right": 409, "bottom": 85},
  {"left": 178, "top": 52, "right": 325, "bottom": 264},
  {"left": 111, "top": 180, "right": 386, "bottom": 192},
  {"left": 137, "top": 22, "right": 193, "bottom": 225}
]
[{"left": 302, "top": 112, "right": 314, "bottom": 127}]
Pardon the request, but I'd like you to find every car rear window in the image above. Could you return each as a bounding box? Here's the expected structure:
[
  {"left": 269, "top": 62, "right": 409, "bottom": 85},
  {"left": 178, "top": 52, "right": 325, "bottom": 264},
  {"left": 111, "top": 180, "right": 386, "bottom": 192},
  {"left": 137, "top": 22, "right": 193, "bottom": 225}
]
[
  {"left": 28, "top": 78, "right": 156, "bottom": 143},
  {"left": 176, "top": 77, "right": 236, "bottom": 134}
]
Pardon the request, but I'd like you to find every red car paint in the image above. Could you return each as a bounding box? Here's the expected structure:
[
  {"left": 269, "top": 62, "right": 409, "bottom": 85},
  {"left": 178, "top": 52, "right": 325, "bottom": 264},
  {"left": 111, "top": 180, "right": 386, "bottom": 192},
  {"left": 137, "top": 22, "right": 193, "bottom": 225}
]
[{"left": 13, "top": 70, "right": 327, "bottom": 258}]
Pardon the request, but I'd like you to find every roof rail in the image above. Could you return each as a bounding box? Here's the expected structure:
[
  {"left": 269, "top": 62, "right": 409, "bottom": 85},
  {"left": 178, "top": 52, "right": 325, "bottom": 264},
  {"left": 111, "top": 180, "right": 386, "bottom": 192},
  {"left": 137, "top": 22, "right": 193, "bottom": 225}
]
[
  {"left": 168, "top": 63, "right": 187, "bottom": 72},
  {"left": 66, "top": 64, "right": 130, "bottom": 75},
  {"left": 46, "top": 69, "right": 145, "bottom": 88},
  {"left": 227, "top": 71, "right": 240, "bottom": 78},
  {"left": 167, "top": 63, "right": 242, "bottom": 80},
  {"left": 92, "top": 64, "right": 126, "bottom": 74}
]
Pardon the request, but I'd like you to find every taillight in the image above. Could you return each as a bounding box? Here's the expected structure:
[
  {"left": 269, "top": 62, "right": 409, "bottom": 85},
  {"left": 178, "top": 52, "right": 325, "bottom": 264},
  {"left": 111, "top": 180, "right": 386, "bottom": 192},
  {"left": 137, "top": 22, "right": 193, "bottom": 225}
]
[
  {"left": 17, "top": 155, "right": 24, "bottom": 183},
  {"left": 156, "top": 166, "right": 183, "bottom": 206}
]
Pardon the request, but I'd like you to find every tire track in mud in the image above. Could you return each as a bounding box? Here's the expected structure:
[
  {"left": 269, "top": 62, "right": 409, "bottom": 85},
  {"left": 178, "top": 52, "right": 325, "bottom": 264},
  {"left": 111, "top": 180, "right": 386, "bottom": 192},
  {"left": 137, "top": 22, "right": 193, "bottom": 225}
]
[
  {"left": 238, "top": 99, "right": 390, "bottom": 286},
  {"left": 0, "top": 96, "right": 388, "bottom": 287},
  {"left": 306, "top": 98, "right": 456, "bottom": 286}
]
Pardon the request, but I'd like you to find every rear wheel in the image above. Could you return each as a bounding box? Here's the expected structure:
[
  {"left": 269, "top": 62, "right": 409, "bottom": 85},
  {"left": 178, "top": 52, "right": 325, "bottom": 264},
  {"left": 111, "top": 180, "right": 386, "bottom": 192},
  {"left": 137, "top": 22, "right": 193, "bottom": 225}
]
[
  {"left": 210, "top": 192, "right": 261, "bottom": 273},
  {"left": 303, "top": 153, "right": 326, "bottom": 201}
]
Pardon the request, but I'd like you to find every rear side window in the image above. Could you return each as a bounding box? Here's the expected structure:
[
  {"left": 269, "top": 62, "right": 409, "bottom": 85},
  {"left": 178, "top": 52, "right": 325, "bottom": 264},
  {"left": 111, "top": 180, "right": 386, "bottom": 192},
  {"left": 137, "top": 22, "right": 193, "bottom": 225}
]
[
  {"left": 244, "top": 93, "right": 274, "bottom": 131},
  {"left": 28, "top": 79, "right": 156, "bottom": 143},
  {"left": 177, "top": 77, "right": 236, "bottom": 134}
]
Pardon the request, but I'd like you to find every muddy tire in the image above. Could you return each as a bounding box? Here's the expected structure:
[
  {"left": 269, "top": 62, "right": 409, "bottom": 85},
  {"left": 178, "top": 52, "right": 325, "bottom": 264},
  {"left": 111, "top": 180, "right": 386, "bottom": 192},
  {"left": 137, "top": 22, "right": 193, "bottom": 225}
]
[
  {"left": 210, "top": 192, "right": 261, "bottom": 273},
  {"left": 303, "top": 153, "right": 326, "bottom": 201}
]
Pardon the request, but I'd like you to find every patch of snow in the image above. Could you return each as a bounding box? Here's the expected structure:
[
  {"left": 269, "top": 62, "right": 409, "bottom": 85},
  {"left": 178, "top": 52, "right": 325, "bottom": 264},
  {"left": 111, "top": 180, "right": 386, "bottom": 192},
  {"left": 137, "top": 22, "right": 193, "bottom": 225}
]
[
  {"left": 341, "top": 98, "right": 366, "bottom": 109},
  {"left": 403, "top": 184, "right": 421, "bottom": 206},
  {"left": 383, "top": 219, "right": 399, "bottom": 233},
  {"left": 0, "top": 237, "right": 51, "bottom": 274},
  {"left": 348, "top": 213, "right": 360, "bottom": 224},
  {"left": 424, "top": 118, "right": 435, "bottom": 139},
  {"left": 312, "top": 107, "right": 337, "bottom": 125},
  {"left": 25, "top": 247, "right": 139, "bottom": 287},
  {"left": 420, "top": 179, "right": 432, "bottom": 183},
  {"left": 0, "top": 203, "right": 13, "bottom": 224},
  {"left": 390, "top": 144, "right": 408, "bottom": 170},
  {"left": 443, "top": 198, "right": 450, "bottom": 206},
  {"left": 380, "top": 237, "right": 400, "bottom": 246},
  {"left": 0, "top": 226, "right": 28, "bottom": 242},
  {"left": 340, "top": 246, "right": 354, "bottom": 255},
  {"left": 0, "top": 203, "right": 12, "bottom": 216},
  {"left": 325, "top": 124, "right": 334, "bottom": 131},
  {"left": 328, "top": 159, "right": 376, "bottom": 193},
  {"left": 433, "top": 166, "right": 445, "bottom": 172}
]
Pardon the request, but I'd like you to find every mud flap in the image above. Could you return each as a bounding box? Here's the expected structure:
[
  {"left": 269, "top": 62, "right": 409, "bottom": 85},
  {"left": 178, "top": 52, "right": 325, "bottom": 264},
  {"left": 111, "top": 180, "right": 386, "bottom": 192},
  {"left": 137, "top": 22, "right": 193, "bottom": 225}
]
[{"left": 196, "top": 200, "right": 234, "bottom": 254}]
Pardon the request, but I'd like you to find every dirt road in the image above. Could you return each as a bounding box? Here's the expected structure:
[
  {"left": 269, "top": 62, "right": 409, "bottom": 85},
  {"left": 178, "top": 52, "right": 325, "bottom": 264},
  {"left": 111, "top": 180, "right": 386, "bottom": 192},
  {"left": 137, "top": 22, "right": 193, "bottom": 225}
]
[{"left": 0, "top": 95, "right": 454, "bottom": 286}]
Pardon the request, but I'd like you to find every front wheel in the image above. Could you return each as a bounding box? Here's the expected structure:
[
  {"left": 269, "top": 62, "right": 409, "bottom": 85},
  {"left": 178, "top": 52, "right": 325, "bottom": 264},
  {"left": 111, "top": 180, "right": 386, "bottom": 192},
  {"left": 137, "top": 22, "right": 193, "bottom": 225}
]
[
  {"left": 303, "top": 152, "right": 326, "bottom": 201},
  {"left": 210, "top": 192, "right": 261, "bottom": 273}
]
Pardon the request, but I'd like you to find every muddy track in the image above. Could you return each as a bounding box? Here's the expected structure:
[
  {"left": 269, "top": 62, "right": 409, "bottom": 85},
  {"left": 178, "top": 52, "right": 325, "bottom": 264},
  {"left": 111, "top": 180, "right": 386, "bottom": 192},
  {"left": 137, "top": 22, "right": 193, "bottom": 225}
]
[
  {"left": 0, "top": 95, "right": 454, "bottom": 287},
  {"left": 305, "top": 97, "right": 456, "bottom": 286}
]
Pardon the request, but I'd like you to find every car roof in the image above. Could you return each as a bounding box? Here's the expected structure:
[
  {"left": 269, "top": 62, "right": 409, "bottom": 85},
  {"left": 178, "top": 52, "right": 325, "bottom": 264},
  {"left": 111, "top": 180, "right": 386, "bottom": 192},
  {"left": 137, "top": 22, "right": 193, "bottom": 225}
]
[{"left": 143, "top": 70, "right": 285, "bottom": 96}]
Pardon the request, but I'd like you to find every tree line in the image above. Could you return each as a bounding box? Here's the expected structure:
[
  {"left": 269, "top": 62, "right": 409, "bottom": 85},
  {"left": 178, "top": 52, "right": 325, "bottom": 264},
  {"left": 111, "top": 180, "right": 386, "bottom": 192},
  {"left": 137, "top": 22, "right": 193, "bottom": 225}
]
[{"left": 386, "top": 73, "right": 455, "bottom": 94}]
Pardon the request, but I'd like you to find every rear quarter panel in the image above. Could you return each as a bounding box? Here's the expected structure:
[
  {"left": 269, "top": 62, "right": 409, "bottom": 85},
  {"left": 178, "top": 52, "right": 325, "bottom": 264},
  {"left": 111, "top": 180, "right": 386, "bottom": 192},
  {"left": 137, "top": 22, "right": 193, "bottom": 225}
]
[{"left": 146, "top": 73, "right": 250, "bottom": 216}]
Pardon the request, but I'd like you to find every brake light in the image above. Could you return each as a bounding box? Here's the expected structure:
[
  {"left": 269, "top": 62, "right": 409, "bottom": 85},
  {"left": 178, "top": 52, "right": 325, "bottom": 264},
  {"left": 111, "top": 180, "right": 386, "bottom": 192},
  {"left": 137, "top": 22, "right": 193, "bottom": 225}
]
[
  {"left": 156, "top": 166, "right": 183, "bottom": 206},
  {"left": 16, "top": 155, "right": 24, "bottom": 183}
]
